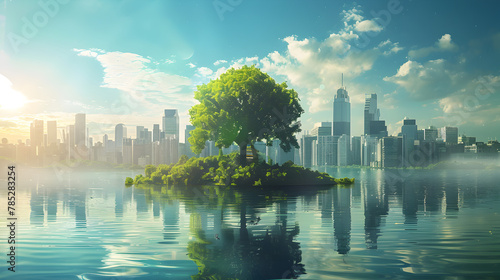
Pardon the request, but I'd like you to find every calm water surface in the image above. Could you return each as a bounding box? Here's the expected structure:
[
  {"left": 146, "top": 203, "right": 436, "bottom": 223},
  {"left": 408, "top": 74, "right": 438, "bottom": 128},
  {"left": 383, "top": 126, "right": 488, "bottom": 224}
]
[{"left": 1, "top": 166, "right": 500, "bottom": 279}]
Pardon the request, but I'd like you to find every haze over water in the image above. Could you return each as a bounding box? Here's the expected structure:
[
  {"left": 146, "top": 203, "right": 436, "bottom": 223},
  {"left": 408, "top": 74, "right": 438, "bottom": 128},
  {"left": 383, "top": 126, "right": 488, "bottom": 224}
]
[{"left": 1, "top": 166, "right": 500, "bottom": 279}]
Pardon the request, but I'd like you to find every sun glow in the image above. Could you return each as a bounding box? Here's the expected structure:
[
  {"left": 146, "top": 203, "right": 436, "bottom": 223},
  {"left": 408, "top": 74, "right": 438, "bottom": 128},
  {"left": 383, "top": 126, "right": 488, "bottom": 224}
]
[{"left": 0, "top": 74, "right": 28, "bottom": 110}]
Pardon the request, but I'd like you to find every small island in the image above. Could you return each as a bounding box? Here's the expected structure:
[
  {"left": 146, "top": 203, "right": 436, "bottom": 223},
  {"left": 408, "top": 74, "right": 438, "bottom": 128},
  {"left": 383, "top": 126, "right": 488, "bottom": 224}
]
[
  {"left": 126, "top": 66, "right": 354, "bottom": 188},
  {"left": 126, "top": 152, "right": 354, "bottom": 187}
]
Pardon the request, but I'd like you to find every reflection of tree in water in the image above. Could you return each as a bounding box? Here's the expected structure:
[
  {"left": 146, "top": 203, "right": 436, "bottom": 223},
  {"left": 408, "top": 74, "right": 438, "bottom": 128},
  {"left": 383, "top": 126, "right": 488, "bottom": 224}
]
[
  {"left": 134, "top": 184, "right": 332, "bottom": 279},
  {"left": 187, "top": 200, "right": 305, "bottom": 280}
]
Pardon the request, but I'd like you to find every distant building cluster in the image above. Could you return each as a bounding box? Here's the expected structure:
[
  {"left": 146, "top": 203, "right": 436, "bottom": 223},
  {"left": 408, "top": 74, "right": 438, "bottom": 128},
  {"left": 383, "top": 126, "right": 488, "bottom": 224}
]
[
  {"left": 0, "top": 108, "right": 246, "bottom": 167},
  {"left": 296, "top": 82, "right": 500, "bottom": 168},
  {"left": 1, "top": 84, "right": 499, "bottom": 168}
]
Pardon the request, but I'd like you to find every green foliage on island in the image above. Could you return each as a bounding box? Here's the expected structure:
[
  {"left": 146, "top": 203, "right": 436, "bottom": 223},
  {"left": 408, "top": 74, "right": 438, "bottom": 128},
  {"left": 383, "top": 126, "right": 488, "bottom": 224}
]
[
  {"left": 335, "top": 177, "right": 355, "bottom": 184},
  {"left": 189, "top": 65, "right": 303, "bottom": 163},
  {"left": 125, "top": 152, "right": 354, "bottom": 187}
]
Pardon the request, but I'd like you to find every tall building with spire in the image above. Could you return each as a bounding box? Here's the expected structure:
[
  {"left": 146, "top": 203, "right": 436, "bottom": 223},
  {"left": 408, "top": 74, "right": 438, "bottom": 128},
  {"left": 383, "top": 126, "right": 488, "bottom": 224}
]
[{"left": 333, "top": 74, "right": 351, "bottom": 138}]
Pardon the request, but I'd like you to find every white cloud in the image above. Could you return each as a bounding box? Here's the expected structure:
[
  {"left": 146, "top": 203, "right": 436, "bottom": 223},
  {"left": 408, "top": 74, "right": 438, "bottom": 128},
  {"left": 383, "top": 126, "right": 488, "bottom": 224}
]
[
  {"left": 72, "top": 48, "right": 195, "bottom": 130},
  {"left": 213, "top": 66, "right": 227, "bottom": 79},
  {"left": 384, "top": 59, "right": 465, "bottom": 100},
  {"left": 187, "top": 62, "right": 196, "bottom": 68},
  {"left": 437, "top": 34, "right": 457, "bottom": 50},
  {"left": 260, "top": 32, "right": 379, "bottom": 113},
  {"left": 342, "top": 7, "right": 384, "bottom": 33},
  {"left": 342, "top": 7, "right": 364, "bottom": 24},
  {"left": 213, "top": 59, "right": 227, "bottom": 66},
  {"left": 355, "top": 20, "right": 382, "bottom": 33},
  {"left": 98, "top": 52, "right": 191, "bottom": 97},
  {"left": 191, "top": 4, "right": 390, "bottom": 116},
  {"left": 385, "top": 56, "right": 500, "bottom": 127},
  {"left": 227, "top": 56, "right": 262, "bottom": 71},
  {"left": 268, "top": 51, "right": 287, "bottom": 64},
  {"left": 378, "top": 39, "right": 403, "bottom": 55},
  {"left": 74, "top": 49, "right": 191, "bottom": 96},
  {"left": 73, "top": 48, "right": 104, "bottom": 58},
  {"left": 382, "top": 90, "right": 398, "bottom": 110},
  {"left": 408, "top": 34, "right": 458, "bottom": 58},
  {"left": 246, "top": 56, "right": 258, "bottom": 63},
  {"left": 197, "top": 67, "right": 214, "bottom": 77},
  {"left": 437, "top": 75, "right": 500, "bottom": 114}
]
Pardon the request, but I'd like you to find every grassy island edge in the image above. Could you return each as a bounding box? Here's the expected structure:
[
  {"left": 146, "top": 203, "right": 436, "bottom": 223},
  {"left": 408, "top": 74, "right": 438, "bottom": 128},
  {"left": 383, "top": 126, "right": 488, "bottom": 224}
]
[{"left": 125, "top": 152, "right": 354, "bottom": 188}]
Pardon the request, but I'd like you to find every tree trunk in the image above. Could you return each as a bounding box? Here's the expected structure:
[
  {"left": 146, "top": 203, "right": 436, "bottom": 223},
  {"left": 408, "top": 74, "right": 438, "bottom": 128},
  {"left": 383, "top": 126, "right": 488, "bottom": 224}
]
[
  {"left": 239, "top": 142, "right": 247, "bottom": 166},
  {"left": 251, "top": 144, "right": 258, "bottom": 163}
]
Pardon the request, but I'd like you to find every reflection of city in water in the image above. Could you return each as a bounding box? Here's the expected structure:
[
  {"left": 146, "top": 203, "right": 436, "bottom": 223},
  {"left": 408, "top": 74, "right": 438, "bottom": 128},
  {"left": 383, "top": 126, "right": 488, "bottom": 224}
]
[{"left": 7, "top": 168, "right": 500, "bottom": 279}]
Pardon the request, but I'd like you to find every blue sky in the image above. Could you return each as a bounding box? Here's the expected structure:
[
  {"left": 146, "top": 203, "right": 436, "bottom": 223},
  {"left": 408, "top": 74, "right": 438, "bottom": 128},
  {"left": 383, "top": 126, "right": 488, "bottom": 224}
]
[{"left": 1, "top": 0, "right": 500, "bottom": 143}]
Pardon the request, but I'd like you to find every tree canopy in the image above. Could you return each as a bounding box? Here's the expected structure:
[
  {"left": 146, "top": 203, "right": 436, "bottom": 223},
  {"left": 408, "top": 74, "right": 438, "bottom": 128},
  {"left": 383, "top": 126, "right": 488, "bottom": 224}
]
[{"left": 189, "top": 65, "right": 303, "bottom": 160}]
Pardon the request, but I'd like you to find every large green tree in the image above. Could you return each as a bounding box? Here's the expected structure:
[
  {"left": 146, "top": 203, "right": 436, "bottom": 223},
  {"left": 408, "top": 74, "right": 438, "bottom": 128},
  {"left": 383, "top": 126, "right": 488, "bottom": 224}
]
[{"left": 189, "top": 65, "right": 303, "bottom": 163}]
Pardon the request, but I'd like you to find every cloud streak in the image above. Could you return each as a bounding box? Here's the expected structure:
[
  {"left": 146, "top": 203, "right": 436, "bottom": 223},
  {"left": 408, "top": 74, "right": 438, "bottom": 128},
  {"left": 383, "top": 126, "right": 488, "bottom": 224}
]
[
  {"left": 74, "top": 48, "right": 194, "bottom": 106},
  {"left": 408, "top": 34, "right": 458, "bottom": 58}
]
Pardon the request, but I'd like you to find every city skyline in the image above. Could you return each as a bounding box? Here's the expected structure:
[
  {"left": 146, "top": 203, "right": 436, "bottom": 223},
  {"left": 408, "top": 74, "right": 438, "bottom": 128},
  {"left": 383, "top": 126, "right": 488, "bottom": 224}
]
[
  {"left": 5, "top": 98, "right": 500, "bottom": 146},
  {"left": 1, "top": 1, "right": 500, "bottom": 143},
  {"left": 2, "top": 99, "right": 498, "bottom": 169}
]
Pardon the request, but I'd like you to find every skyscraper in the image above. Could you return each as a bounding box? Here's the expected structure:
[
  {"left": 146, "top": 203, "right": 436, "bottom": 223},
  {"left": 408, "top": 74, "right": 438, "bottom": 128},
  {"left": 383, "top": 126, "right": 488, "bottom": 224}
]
[
  {"left": 310, "top": 122, "right": 332, "bottom": 137},
  {"left": 266, "top": 139, "right": 294, "bottom": 165},
  {"left": 333, "top": 76, "right": 350, "bottom": 138},
  {"left": 458, "top": 134, "right": 476, "bottom": 146},
  {"left": 30, "top": 119, "right": 44, "bottom": 147},
  {"left": 75, "top": 113, "right": 86, "bottom": 147},
  {"left": 115, "top": 124, "right": 126, "bottom": 150},
  {"left": 364, "top": 93, "right": 380, "bottom": 135},
  {"left": 103, "top": 134, "right": 108, "bottom": 148},
  {"left": 401, "top": 118, "right": 418, "bottom": 166},
  {"left": 351, "top": 136, "right": 361, "bottom": 165},
  {"left": 153, "top": 124, "right": 160, "bottom": 142},
  {"left": 440, "top": 127, "right": 458, "bottom": 145},
  {"left": 310, "top": 122, "right": 337, "bottom": 166},
  {"left": 338, "top": 134, "right": 350, "bottom": 166},
  {"left": 315, "top": 135, "right": 338, "bottom": 166},
  {"left": 424, "top": 126, "right": 438, "bottom": 142},
  {"left": 364, "top": 93, "right": 387, "bottom": 138},
  {"left": 300, "top": 134, "right": 316, "bottom": 168},
  {"left": 162, "top": 109, "right": 180, "bottom": 163},
  {"left": 136, "top": 126, "right": 145, "bottom": 140},
  {"left": 115, "top": 124, "right": 126, "bottom": 163},
  {"left": 361, "top": 135, "right": 378, "bottom": 166},
  {"left": 162, "top": 109, "right": 179, "bottom": 138},
  {"left": 379, "top": 136, "right": 403, "bottom": 168},
  {"left": 47, "top": 121, "right": 57, "bottom": 146},
  {"left": 369, "top": 121, "right": 388, "bottom": 138},
  {"left": 67, "top": 125, "right": 75, "bottom": 147}
]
